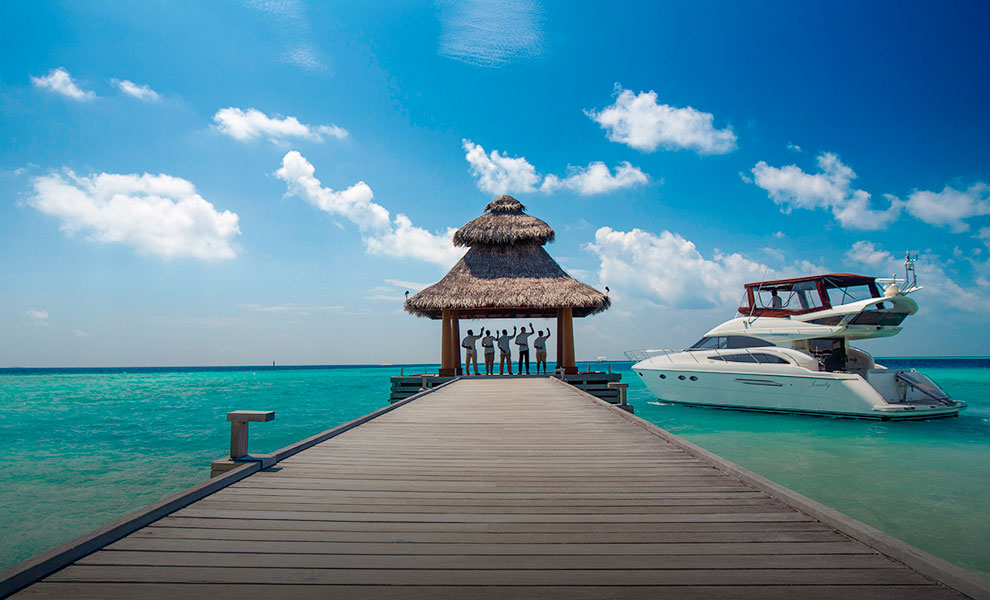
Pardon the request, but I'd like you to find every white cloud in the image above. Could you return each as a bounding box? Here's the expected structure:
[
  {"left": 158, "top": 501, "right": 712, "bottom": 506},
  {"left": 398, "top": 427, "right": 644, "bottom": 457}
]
[
  {"left": 462, "top": 140, "right": 540, "bottom": 195},
  {"left": 845, "top": 240, "right": 893, "bottom": 267},
  {"left": 438, "top": 0, "right": 543, "bottom": 67},
  {"left": 845, "top": 242, "right": 990, "bottom": 313},
  {"left": 585, "top": 86, "right": 736, "bottom": 155},
  {"left": 213, "top": 108, "right": 347, "bottom": 144},
  {"left": 276, "top": 151, "right": 463, "bottom": 267},
  {"left": 26, "top": 309, "right": 49, "bottom": 321},
  {"left": 585, "top": 227, "right": 773, "bottom": 310},
  {"left": 750, "top": 153, "right": 902, "bottom": 230},
  {"left": 541, "top": 161, "right": 648, "bottom": 195},
  {"left": 463, "top": 140, "right": 648, "bottom": 196},
  {"left": 111, "top": 79, "right": 161, "bottom": 101},
  {"left": 905, "top": 184, "right": 990, "bottom": 233},
  {"left": 786, "top": 142, "right": 802, "bottom": 153},
  {"left": 367, "top": 278, "right": 430, "bottom": 302},
  {"left": 773, "top": 231, "right": 786, "bottom": 239},
  {"left": 977, "top": 228, "right": 990, "bottom": 249},
  {"left": 74, "top": 329, "right": 88, "bottom": 337},
  {"left": 31, "top": 68, "right": 95, "bottom": 101},
  {"left": 29, "top": 170, "right": 240, "bottom": 260}
]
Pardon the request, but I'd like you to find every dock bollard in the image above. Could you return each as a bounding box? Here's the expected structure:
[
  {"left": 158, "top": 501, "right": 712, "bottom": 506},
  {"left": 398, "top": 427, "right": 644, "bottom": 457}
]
[
  {"left": 210, "top": 410, "right": 275, "bottom": 477},
  {"left": 608, "top": 382, "right": 633, "bottom": 413}
]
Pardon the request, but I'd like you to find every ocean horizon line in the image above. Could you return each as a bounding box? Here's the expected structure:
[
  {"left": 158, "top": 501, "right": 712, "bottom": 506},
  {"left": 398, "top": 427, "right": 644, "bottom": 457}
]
[{"left": 2, "top": 355, "right": 989, "bottom": 374}]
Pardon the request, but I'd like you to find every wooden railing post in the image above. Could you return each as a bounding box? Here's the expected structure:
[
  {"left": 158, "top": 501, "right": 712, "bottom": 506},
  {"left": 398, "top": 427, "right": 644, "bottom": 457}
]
[
  {"left": 212, "top": 411, "right": 275, "bottom": 477},
  {"left": 608, "top": 382, "right": 631, "bottom": 412}
]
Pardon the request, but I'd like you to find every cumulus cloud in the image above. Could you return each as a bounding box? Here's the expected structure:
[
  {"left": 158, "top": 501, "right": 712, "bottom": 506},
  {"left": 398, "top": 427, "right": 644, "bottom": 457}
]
[
  {"left": 585, "top": 86, "right": 736, "bottom": 155},
  {"left": 31, "top": 68, "right": 95, "bottom": 101},
  {"left": 111, "top": 79, "right": 161, "bottom": 101},
  {"left": 845, "top": 242, "right": 990, "bottom": 313},
  {"left": 905, "top": 184, "right": 990, "bottom": 233},
  {"left": 29, "top": 170, "right": 240, "bottom": 260},
  {"left": 275, "top": 151, "right": 463, "bottom": 267},
  {"left": 463, "top": 140, "right": 648, "bottom": 196},
  {"left": 462, "top": 140, "right": 541, "bottom": 195},
  {"left": 541, "top": 162, "right": 649, "bottom": 195},
  {"left": 750, "top": 153, "right": 902, "bottom": 230},
  {"left": 213, "top": 108, "right": 348, "bottom": 144},
  {"left": 585, "top": 227, "right": 775, "bottom": 310},
  {"left": 845, "top": 240, "right": 893, "bottom": 267},
  {"left": 438, "top": 0, "right": 543, "bottom": 67}
]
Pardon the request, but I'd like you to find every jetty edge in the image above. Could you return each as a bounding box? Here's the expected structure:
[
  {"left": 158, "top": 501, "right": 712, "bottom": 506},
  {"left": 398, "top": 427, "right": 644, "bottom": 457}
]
[{"left": 0, "top": 376, "right": 986, "bottom": 599}]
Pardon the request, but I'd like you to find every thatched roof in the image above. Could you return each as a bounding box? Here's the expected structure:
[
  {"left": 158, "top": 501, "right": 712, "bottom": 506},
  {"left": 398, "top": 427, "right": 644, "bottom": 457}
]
[
  {"left": 405, "top": 196, "right": 609, "bottom": 320},
  {"left": 452, "top": 195, "right": 555, "bottom": 247}
]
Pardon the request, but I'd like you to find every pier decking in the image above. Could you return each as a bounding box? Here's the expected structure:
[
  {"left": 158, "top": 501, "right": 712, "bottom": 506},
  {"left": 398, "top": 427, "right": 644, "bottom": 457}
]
[{"left": 5, "top": 377, "right": 987, "bottom": 599}]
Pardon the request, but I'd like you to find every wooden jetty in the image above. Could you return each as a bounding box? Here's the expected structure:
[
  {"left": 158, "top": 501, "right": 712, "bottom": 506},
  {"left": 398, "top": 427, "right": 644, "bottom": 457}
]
[{"left": 3, "top": 377, "right": 989, "bottom": 599}]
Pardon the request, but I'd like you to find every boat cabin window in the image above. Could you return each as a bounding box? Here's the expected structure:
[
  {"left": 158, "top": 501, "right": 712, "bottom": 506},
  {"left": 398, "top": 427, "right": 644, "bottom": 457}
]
[
  {"left": 824, "top": 283, "right": 878, "bottom": 307},
  {"left": 688, "top": 336, "right": 774, "bottom": 350},
  {"left": 708, "top": 352, "right": 790, "bottom": 364},
  {"left": 752, "top": 281, "right": 823, "bottom": 312}
]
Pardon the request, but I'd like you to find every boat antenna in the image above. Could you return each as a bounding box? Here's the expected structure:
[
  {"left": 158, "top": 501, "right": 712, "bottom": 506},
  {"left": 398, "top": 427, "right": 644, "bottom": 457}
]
[{"left": 904, "top": 251, "right": 918, "bottom": 290}]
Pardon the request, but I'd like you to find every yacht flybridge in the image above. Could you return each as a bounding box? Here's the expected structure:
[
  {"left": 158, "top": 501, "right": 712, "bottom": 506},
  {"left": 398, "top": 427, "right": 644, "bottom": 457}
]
[{"left": 627, "top": 256, "right": 966, "bottom": 420}]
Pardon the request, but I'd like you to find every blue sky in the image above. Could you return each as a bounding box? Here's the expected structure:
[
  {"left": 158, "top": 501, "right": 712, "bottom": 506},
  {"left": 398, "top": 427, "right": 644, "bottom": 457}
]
[{"left": 2, "top": 0, "right": 989, "bottom": 366}]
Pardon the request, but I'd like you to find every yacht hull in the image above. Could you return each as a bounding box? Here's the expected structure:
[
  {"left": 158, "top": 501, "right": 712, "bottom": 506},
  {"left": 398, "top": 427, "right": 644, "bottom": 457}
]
[{"left": 632, "top": 363, "right": 964, "bottom": 420}]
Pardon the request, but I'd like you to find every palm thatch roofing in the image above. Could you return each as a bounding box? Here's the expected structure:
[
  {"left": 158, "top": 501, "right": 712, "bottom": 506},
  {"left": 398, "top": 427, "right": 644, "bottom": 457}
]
[{"left": 404, "top": 195, "right": 610, "bottom": 320}]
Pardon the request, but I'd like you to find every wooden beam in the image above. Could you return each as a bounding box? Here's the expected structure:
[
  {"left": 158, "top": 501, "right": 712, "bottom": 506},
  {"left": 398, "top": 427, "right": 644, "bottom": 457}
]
[
  {"left": 439, "top": 310, "right": 454, "bottom": 376},
  {"left": 562, "top": 307, "right": 576, "bottom": 374},
  {"left": 452, "top": 311, "right": 462, "bottom": 376},
  {"left": 556, "top": 308, "right": 564, "bottom": 368}
]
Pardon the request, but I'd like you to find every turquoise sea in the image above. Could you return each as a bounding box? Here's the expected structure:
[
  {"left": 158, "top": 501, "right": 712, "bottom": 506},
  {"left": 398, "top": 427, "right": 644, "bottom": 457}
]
[{"left": 1, "top": 359, "right": 989, "bottom": 577}]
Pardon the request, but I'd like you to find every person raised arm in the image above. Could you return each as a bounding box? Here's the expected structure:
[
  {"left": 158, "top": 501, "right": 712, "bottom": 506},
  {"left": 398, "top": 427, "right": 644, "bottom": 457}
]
[{"left": 528, "top": 322, "right": 535, "bottom": 334}]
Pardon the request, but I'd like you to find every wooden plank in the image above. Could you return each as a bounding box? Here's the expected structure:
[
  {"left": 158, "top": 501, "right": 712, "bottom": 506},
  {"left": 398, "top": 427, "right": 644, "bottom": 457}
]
[
  {"left": 45, "top": 565, "right": 935, "bottom": 586},
  {"left": 11, "top": 583, "right": 965, "bottom": 600},
  {"left": 105, "top": 537, "right": 873, "bottom": 556},
  {"left": 149, "top": 517, "right": 833, "bottom": 534},
  {"left": 129, "top": 526, "right": 846, "bottom": 544},
  {"left": 78, "top": 550, "right": 897, "bottom": 570}
]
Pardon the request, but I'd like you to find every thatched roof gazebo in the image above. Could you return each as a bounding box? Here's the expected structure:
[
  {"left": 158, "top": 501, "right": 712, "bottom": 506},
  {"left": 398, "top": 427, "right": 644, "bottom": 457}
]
[{"left": 405, "top": 195, "right": 610, "bottom": 375}]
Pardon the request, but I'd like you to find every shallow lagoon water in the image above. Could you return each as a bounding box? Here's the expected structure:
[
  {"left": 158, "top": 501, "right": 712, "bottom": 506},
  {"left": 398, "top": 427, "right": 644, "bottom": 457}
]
[{"left": 1, "top": 359, "right": 989, "bottom": 577}]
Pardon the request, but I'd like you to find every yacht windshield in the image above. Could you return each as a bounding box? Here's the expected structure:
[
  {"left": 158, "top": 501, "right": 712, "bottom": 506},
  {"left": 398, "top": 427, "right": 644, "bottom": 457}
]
[
  {"left": 824, "top": 283, "right": 877, "bottom": 307},
  {"left": 688, "top": 336, "right": 775, "bottom": 350}
]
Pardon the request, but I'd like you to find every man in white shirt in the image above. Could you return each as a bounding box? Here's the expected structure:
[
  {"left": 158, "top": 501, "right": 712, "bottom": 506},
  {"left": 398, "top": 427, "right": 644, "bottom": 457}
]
[
  {"left": 515, "top": 323, "right": 535, "bottom": 374},
  {"left": 533, "top": 328, "right": 551, "bottom": 374},
  {"left": 497, "top": 326, "right": 516, "bottom": 375},
  {"left": 461, "top": 329, "right": 481, "bottom": 376},
  {"left": 481, "top": 329, "right": 496, "bottom": 375}
]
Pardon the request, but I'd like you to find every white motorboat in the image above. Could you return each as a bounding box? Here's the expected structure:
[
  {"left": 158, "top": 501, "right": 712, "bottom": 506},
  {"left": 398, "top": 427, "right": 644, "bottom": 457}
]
[{"left": 627, "top": 256, "right": 966, "bottom": 420}]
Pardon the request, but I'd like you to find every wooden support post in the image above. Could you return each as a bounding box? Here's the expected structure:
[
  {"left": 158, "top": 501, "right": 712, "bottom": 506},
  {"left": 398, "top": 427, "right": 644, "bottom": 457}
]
[
  {"left": 452, "top": 311, "right": 462, "bottom": 376},
  {"left": 561, "top": 306, "right": 577, "bottom": 374},
  {"left": 440, "top": 309, "right": 454, "bottom": 376},
  {"left": 227, "top": 411, "right": 275, "bottom": 459},
  {"left": 556, "top": 308, "right": 564, "bottom": 370},
  {"left": 608, "top": 382, "right": 632, "bottom": 413}
]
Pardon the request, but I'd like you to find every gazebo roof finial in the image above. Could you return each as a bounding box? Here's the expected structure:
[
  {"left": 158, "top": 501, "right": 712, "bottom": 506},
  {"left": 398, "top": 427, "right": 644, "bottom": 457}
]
[{"left": 452, "top": 195, "right": 555, "bottom": 247}]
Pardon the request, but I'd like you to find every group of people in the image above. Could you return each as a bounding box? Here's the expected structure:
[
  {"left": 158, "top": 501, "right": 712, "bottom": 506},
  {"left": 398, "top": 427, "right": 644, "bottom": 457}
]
[{"left": 461, "top": 323, "right": 551, "bottom": 375}]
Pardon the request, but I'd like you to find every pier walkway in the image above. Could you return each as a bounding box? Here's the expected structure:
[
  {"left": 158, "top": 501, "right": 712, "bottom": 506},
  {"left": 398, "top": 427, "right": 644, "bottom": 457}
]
[{"left": 6, "top": 377, "right": 986, "bottom": 599}]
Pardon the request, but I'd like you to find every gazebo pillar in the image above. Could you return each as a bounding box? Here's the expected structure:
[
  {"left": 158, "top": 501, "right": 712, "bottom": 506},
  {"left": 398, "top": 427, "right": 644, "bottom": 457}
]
[
  {"left": 560, "top": 307, "right": 577, "bottom": 374},
  {"left": 440, "top": 309, "right": 454, "bottom": 376},
  {"left": 452, "top": 310, "right": 463, "bottom": 376},
  {"left": 556, "top": 309, "right": 564, "bottom": 370}
]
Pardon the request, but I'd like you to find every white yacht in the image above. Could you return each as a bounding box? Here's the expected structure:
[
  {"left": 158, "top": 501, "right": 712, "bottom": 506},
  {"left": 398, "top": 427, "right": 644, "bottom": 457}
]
[{"left": 627, "top": 257, "right": 966, "bottom": 420}]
